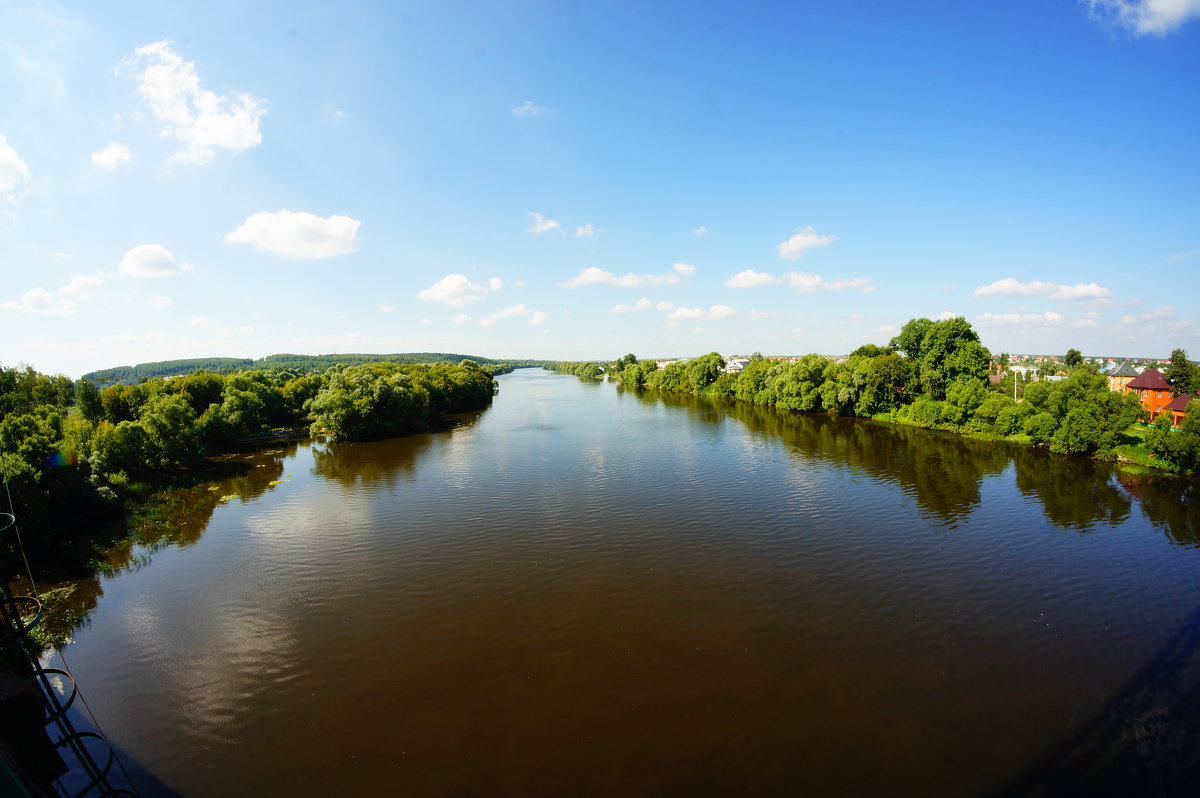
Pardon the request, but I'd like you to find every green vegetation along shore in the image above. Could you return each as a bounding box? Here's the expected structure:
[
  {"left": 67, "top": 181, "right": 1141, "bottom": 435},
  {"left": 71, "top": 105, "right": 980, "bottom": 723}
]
[
  {"left": 0, "top": 357, "right": 505, "bottom": 579},
  {"left": 550, "top": 316, "right": 1200, "bottom": 474}
]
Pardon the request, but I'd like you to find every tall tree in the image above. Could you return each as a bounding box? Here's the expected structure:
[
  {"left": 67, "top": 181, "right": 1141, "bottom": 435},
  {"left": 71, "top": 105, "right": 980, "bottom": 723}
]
[
  {"left": 1165, "top": 349, "right": 1200, "bottom": 396},
  {"left": 1064, "top": 348, "right": 1083, "bottom": 369}
]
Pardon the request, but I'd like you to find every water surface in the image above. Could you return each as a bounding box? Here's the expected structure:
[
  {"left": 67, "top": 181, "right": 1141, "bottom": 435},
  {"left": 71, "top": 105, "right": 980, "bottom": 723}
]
[{"left": 47, "top": 369, "right": 1200, "bottom": 795}]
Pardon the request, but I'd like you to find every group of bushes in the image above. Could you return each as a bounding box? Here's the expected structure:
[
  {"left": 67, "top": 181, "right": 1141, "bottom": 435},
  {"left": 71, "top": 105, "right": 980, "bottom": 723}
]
[
  {"left": 552, "top": 316, "right": 1171, "bottom": 464},
  {"left": 0, "top": 360, "right": 498, "bottom": 570}
]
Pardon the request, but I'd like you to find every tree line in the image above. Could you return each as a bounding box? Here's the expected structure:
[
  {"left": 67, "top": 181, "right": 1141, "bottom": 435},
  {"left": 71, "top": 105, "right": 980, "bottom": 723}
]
[
  {"left": 0, "top": 359, "right": 499, "bottom": 572},
  {"left": 549, "top": 317, "right": 1200, "bottom": 472},
  {"left": 83, "top": 352, "right": 546, "bottom": 383}
]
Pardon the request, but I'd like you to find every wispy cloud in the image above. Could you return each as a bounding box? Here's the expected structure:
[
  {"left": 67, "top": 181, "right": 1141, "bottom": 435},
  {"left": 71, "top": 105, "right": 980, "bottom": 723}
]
[
  {"left": 480, "top": 303, "right": 549, "bottom": 327},
  {"left": 575, "top": 223, "right": 595, "bottom": 238},
  {"left": 611, "top": 298, "right": 677, "bottom": 314},
  {"left": 528, "top": 212, "right": 560, "bottom": 234},
  {"left": 666, "top": 304, "right": 737, "bottom": 326},
  {"left": 563, "top": 263, "right": 695, "bottom": 288},
  {"left": 724, "top": 269, "right": 875, "bottom": 293},
  {"left": 692, "top": 225, "right": 707, "bottom": 237},
  {"left": 976, "top": 311, "right": 1065, "bottom": 326},
  {"left": 512, "top": 100, "right": 545, "bottom": 116},
  {"left": 1087, "top": 0, "right": 1200, "bottom": 35},
  {"left": 973, "top": 277, "right": 1111, "bottom": 301},
  {"left": 124, "top": 41, "right": 265, "bottom": 163},
  {"left": 1, "top": 271, "right": 106, "bottom": 315},
  {"left": 0, "top": 134, "right": 31, "bottom": 194}
]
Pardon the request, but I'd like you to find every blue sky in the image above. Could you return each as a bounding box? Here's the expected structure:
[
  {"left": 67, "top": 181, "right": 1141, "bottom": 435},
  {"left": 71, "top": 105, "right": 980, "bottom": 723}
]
[{"left": 1, "top": 0, "right": 1198, "bottom": 377}]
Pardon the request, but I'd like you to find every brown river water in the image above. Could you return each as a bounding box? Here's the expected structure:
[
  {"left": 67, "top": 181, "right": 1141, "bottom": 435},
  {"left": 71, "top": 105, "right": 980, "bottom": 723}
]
[{"left": 40, "top": 368, "right": 1200, "bottom": 796}]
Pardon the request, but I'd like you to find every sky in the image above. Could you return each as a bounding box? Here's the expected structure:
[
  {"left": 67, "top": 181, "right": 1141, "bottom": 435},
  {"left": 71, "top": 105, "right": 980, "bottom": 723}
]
[{"left": 1, "top": 0, "right": 1198, "bottom": 378}]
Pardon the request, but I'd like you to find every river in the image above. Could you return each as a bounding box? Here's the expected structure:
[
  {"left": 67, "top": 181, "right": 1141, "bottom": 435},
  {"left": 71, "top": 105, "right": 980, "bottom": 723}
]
[{"left": 41, "top": 368, "right": 1200, "bottom": 795}]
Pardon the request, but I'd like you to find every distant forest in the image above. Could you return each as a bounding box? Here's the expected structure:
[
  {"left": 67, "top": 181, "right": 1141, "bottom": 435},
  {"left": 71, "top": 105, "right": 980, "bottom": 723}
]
[{"left": 84, "top": 353, "right": 549, "bottom": 382}]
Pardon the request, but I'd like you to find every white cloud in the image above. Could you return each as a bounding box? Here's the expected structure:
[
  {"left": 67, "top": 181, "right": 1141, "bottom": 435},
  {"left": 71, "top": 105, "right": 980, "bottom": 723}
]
[
  {"left": 481, "top": 303, "right": 546, "bottom": 327},
  {"left": 975, "top": 311, "right": 1065, "bottom": 326},
  {"left": 0, "top": 134, "right": 31, "bottom": 193},
  {"left": 188, "top": 317, "right": 215, "bottom": 328},
  {"left": 1088, "top": 0, "right": 1200, "bottom": 35},
  {"left": 452, "top": 313, "right": 473, "bottom": 325},
  {"left": 147, "top": 295, "right": 172, "bottom": 309},
  {"left": 419, "top": 274, "right": 486, "bottom": 307},
  {"left": 612, "top": 298, "right": 655, "bottom": 314},
  {"left": 822, "top": 277, "right": 875, "bottom": 292},
  {"left": 488, "top": 277, "right": 504, "bottom": 291},
  {"left": 748, "top": 310, "right": 779, "bottom": 320},
  {"left": 655, "top": 300, "right": 676, "bottom": 311},
  {"left": 2, "top": 287, "right": 75, "bottom": 315},
  {"left": 91, "top": 142, "right": 132, "bottom": 169},
  {"left": 1120, "top": 304, "right": 1177, "bottom": 324},
  {"left": 118, "top": 244, "right": 193, "bottom": 278},
  {"left": 125, "top": 41, "right": 265, "bottom": 163},
  {"left": 58, "top": 273, "right": 106, "bottom": 297},
  {"left": 575, "top": 224, "right": 595, "bottom": 238},
  {"left": 379, "top": 304, "right": 397, "bottom": 313},
  {"left": 226, "top": 209, "right": 360, "bottom": 258},
  {"left": 692, "top": 225, "right": 707, "bottom": 236},
  {"left": 972, "top": 277, "right": 1112, "bottom": 301},
  {"left": 936, "top": 310, "right": 958, "bottom": 321},
  {"left": 725, "top": 269, "right": 777, "bottom": 288},
  {"left": 666, "top": 304, "right": 737, "bottom": 326},
  {"left": 512, "top": 100, "right": 545, "bottom": 116},
  {"left": 323, "top": 103, "right": 349, "bottom": 120},
  {"left": 777, "top": 226, "right": 837, "bottom": 260},
  {"left": 562, "top": 265, "right": 691, "bottom": 288},
  {"left": 782, "top": 271, "right": 875, "bottom": 294},
  {"left": 528, "top": 212, "right": 560, "bottom": 233}
]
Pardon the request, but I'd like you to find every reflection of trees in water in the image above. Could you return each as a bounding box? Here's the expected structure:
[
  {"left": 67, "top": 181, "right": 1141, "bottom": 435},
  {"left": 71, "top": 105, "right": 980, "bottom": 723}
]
[
  {"left": 1011, "top": 450, "right": 1131, "bottom": 531},
  {"left": 311, "top": 410, "right": 483, "bottom": 489},
  {"left": 625, "top": 387, "right": 1198, "bottom": 542},
  {"left": 660, "top": 391, "right": 1008, "bottom": 525},
  {"left": 1116, "top": 472, "right": 1200, "bottom": 547}
]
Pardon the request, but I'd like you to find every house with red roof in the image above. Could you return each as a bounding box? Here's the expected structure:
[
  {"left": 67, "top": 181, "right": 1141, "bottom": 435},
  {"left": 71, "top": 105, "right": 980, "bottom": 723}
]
[
  {"left": 1164, "top": 393, "right": 1194, "bottom": 427},
  {"left": 1124, "top": 368, "right": 1173, "bottom": 419}
]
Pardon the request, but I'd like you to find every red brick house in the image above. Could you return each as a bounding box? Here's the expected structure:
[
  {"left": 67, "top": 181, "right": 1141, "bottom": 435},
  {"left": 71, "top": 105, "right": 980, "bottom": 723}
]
[
  {"left": 1124, "top": 368, "right": 1173, "bottom": 419},
  {"left": 1164, "top": 393, "right": 1194, "bottom": 427}
]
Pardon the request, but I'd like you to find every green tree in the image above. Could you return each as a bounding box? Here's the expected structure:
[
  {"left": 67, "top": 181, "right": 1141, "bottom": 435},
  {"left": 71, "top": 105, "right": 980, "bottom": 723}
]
[
  {"left": 1165, "top": 349, "right": 1200, "bottom": 396},
  {"left": 1064, "top": 348, "right": 1084, "bottom": 369},
  {"left": 75, "top": 379, "right": 104, "bottom": 423},
  {"left": 890, "top": 318, "right": 935, "bottom": 361}
]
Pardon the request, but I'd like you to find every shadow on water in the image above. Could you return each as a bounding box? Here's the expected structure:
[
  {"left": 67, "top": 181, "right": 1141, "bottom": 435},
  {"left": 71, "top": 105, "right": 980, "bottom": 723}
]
[{"left": 991, "top": 602, "right": 1200, "bottom": 797}]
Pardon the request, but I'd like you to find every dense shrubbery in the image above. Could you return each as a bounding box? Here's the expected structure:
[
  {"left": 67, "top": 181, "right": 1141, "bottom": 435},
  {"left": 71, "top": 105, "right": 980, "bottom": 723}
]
[
  {"left": 1147, "top": 400, "right": 1200, "bottom": 472},
  {"left": 0, "top": 360, "right": 497, "bottom": 572},
  {"left": 552, "top": 317, "right": 1150, "bottom": 463}
]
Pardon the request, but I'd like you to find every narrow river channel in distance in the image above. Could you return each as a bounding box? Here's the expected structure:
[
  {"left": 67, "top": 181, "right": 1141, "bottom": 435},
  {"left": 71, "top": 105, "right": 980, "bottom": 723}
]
[{"left": 44, "top": 368, "right": 1200, "bottom": 796}]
